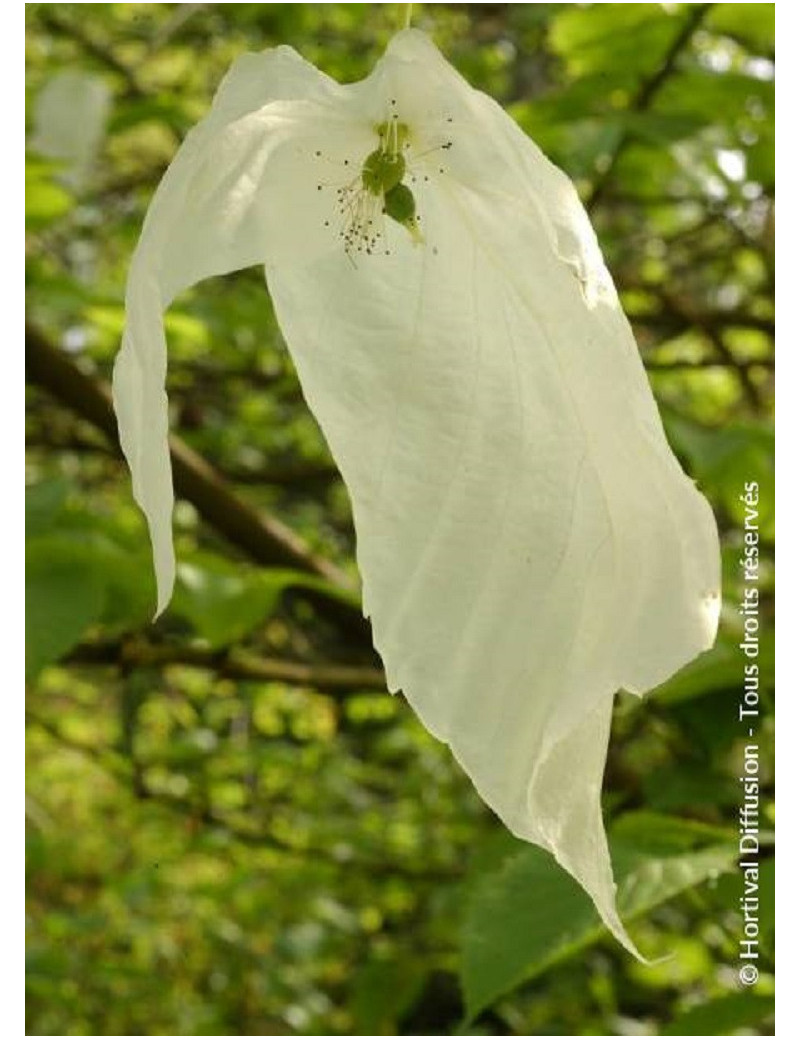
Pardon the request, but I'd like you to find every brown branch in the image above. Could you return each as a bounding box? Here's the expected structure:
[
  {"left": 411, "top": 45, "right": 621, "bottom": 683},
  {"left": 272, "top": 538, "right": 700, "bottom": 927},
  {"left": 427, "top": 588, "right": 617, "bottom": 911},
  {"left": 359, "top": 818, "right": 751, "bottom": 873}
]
[
  {"left": 586, "top": 4, "right": 714, "bottom": 213},
  {"left": 148, "top": 3, "right": 208, "bottom": 52},
  {"left": 648, "top": 292, "right": 765, "bottom": 408},
  {"left": 25, "top": 324, "right": 374, "bottom": 647},
  {"left": 35, "top": 7, "right": 146, "bottom": 98},
  {"left": 25, "top": 430, "right": 116, "bottom": 456},
  {"left": 698, "top": 320, "right": 763, "bottom": 410},
  {"left": 200, "top": 460, "right": 341, "bottom": 489},
  {"left": 630, "top": 309, "right": 775, "bottom": 339},
  {"left": 25, "top": 427, "right": 341, "bottom": 488},
  {"left": 644, "top": 357, "right": 773, "bottom": 373},
  {"left": 68, "top": 638, "right": 387, "bottom": 692}
]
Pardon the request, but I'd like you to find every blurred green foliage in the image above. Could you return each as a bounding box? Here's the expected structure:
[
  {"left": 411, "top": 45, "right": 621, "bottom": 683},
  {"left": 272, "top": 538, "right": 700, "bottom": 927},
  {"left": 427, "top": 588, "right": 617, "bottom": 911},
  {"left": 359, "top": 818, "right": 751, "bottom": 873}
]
[{"left": 26, "top": 4, "right": 774, "bottom": 1035}]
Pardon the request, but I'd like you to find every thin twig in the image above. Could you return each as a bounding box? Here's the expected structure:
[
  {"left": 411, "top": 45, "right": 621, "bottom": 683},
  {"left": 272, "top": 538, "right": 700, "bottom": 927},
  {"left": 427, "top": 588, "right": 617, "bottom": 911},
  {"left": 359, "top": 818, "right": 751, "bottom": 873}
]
[
  {"left": 67, "top": 638, "right": 387, "bottom": 692},
  {"left": 586, "top": 4, "right": 714, "bottom": 213},
  {"left": 652, "top": 291, "right": 764, "bottom": 408},
  {"left": 25, "top": 324, "right": 373, "bottom": 646},
  {"left": 644, "top": 357, "right": 773, "bottom": 373},
  {"left": 36, "top": 7, "right": 146, "bottom": 98}
]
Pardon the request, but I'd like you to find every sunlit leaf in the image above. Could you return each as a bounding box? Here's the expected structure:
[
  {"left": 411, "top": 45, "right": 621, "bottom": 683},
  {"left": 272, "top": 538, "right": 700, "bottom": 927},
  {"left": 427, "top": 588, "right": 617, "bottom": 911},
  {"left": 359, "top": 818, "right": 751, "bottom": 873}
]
[
  {"left": 26, "top": 537, "right": 105, "bottom": 678},
  {"left": 460, "top": 822, "right": 736, "bottom": 1021}
]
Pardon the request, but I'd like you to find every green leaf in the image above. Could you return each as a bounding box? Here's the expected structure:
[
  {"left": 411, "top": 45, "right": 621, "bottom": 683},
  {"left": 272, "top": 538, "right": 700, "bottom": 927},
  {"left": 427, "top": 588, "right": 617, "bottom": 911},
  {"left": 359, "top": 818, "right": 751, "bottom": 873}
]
[
  {"left": 25, "top": 479, "right": 70, "bottom": 537},
  {"left": 759, "top": 856, "right": 775, "bottom": 936},
  {"left": 26, "top": 537, "right": 105, "bottom": 679},
  {"left": 460, "top": 823, "right": 736, "bottom": 1021},
  {"left": 549, "top": 4, "right": 678, "bottom": 79},
  {"left": 711, "top": 856, "right": 775, "bottom": 940},
  {"left": 652, "top": 632, "right": 774, "bottom": 706},
  {"left": 612, "top": 841, "right": 733, "bottom": 920},
  {"left": 350, "top": 957, "right": 428, "bottom": 1033},
  {"left": 98, "top": 547, "right": 155, "bottom": 632},
  {"left": 663, "top": 991, "right": 774, "bottom": 1035},
  {"left": 26, "top": 506, "right": 154, "bottom": 675},
  {"left": 172, "top": 553, "right": 360, "bottom": 649},
  {"left": 107, "top": 96, "right": 193, "bottom": 135},
  {"left": 173, "top": 555, "right": 284, "bottom": 649},
  {"left": 651, "top": 639, "right": 743, "bottom": 704},
  {"left": 656, "top": 69, "right": 773, "bottom": 129},
  {"left": 25, "top": 154, "right": 74, "bottom": 228},
  {"left": 609, "top": 810, "right": 735, "bottom": 852},
  {"left": 664, "top": 417, "right": 775, "bottom": 537},
  {"left": 642, "top": 763, "right": 741, "bottom": 813},
  {"left": 618, "top": 110, "right": 707, "bottom": 146},
  {"left": 707, "top": 4, "right": 775, "bottom": 53}
]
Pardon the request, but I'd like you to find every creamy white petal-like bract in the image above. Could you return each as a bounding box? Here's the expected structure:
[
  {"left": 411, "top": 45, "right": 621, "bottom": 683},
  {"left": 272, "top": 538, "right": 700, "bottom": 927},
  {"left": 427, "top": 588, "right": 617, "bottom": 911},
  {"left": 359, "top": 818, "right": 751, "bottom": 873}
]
[
  {"left": 113, "top": 30, "right": 721, "bottom": 953},
  {"left": 33, "top": 70, "right": 111, "bottom": 188}
]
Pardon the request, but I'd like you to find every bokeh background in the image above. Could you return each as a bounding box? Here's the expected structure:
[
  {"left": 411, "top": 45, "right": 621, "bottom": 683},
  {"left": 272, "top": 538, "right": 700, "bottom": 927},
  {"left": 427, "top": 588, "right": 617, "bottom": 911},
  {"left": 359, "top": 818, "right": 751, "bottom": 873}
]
[{"left": 25, "top": 4, "right": 774, "bottom": 1035}]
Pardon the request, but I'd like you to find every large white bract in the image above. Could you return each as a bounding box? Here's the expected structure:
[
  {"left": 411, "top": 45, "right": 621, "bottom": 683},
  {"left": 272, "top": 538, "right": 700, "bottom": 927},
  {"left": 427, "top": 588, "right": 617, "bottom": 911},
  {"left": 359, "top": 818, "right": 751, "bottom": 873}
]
[{"left": 113, "top": 29, "right": 721, "bottom": 953}]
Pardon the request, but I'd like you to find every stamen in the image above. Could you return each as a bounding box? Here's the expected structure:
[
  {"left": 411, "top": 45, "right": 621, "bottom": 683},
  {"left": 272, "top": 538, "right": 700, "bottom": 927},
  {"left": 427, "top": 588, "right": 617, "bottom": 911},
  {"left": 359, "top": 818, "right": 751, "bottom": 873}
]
[{"left": 314, "top": 107, "right": 453, "bottom": 257}]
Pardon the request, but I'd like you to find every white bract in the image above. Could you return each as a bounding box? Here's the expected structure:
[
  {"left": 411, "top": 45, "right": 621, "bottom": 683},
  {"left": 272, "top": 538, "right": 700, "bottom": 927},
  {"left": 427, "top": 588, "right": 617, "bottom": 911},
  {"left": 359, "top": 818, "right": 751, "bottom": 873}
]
[
  {"left": 113, "top": 29, "right": 721, "bottom": 954},
  {"left": 33, "top": 70, "right": 111, "bottom": 189}
]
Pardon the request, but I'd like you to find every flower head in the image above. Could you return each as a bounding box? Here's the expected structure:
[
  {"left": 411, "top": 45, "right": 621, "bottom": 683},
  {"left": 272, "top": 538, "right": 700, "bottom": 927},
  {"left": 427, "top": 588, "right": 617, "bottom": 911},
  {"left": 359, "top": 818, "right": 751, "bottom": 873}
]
[
  {"left": 113, "top": 29, "right": 721, "bottom": 954},
  {"left": 329, "top": 109, "right": 434, "bottom": 252}
]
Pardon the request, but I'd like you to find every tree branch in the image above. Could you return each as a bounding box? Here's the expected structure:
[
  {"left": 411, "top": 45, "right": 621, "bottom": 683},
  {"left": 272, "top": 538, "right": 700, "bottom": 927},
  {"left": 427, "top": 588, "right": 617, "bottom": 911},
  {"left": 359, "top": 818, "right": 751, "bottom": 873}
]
[
  {"left": 25, "top": 324, "right": 374, "bottom": 648},
  {"left": 630, "top": 309, "right": 775, "bottom": 339},
  {"left": 68, "top": 638, "right": 387, "bottom": 692},
  {"left": 648, "top": 292, "right": 765, "bottom": 408},
  {"left": 35, "top": 7, "right": 146, "bottom": 98},
  {"left": 586, "top": 4, "right": 714, "bottom": 213},
  {"left": 643, "top": 356, "right": 773, "bottom": 373}
]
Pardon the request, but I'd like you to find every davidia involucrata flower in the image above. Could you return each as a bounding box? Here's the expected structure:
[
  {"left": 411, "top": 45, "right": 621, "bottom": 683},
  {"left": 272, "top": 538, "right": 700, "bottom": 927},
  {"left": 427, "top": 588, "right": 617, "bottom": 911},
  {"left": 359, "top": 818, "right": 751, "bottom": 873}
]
[{"left": 113, "top": 29, "right": 721, "bottom": 954}]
